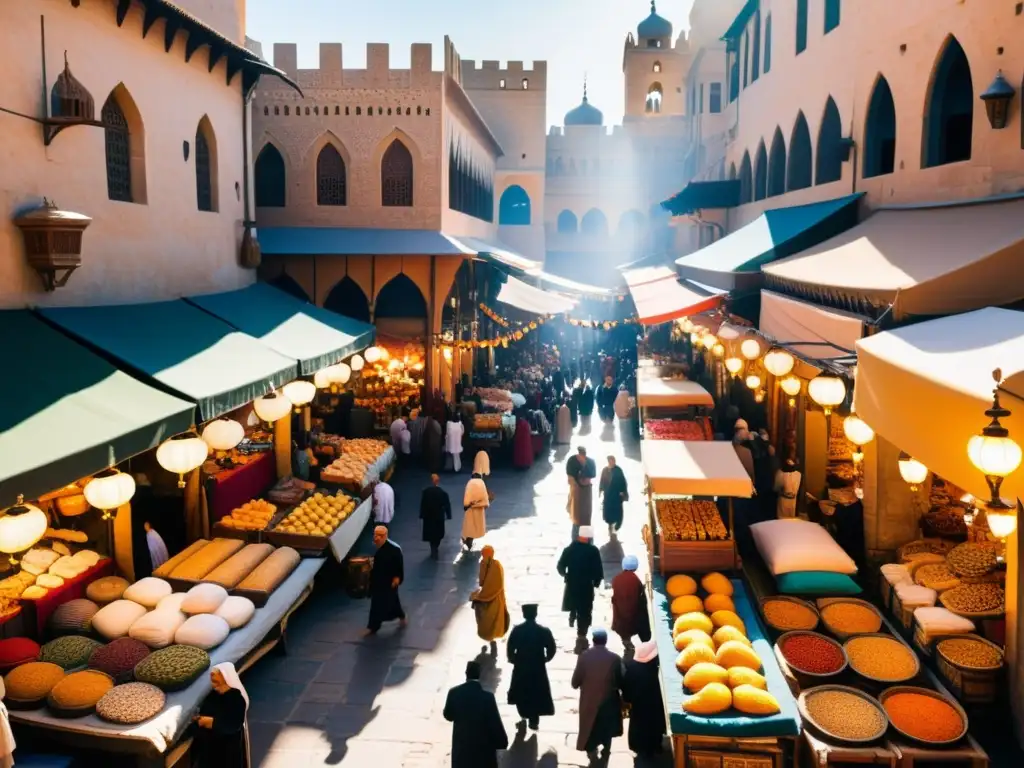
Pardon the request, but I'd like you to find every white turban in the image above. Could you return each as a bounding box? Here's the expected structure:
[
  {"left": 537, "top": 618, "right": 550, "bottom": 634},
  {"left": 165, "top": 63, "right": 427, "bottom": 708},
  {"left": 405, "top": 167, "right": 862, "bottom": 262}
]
[{"left": 578, "top": 526, "right": 594, "bottom": 540}]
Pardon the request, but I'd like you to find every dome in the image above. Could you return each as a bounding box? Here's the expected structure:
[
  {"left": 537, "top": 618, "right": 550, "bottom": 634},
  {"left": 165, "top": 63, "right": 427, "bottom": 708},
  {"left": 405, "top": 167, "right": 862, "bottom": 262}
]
[
  {"left": 638, "top": 0, "right": 673, "bottom": 39},
  {"left": 564, "top": 81, "right": 604, "bottom": 126}
]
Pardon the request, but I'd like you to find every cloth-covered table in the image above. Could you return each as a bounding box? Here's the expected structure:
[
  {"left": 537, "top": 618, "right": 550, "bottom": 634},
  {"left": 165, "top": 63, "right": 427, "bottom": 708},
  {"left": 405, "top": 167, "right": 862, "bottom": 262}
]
[
  {"left": 20, "top": 558, "right": 115, "bottom": 637},
  {"left": 204, "top": 451, "right": 276, "bottom": 522},
  {"left": 328, "top": 496, "right": 372, "bottom": 562}
]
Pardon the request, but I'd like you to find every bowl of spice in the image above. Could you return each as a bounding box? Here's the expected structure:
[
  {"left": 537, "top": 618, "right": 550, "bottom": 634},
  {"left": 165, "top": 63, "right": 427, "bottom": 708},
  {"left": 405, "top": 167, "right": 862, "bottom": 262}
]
[
  {"left": 936, "top": 636, "right": 1003, "bottom": 671},
  {"left": 761, "top": 597, "right": 819, "bottom": 633},
  {"left": 880, "top": 687, "right": 968, "bottom": 745},
  {"left": 819, "top": 599, "right": 883, "bottom": 640},
  {"left": 777, "top": 631, "right": 847, "bottom": 680},
  {"left": 798, "top": 685, "right": 888, "bottom": 744},
  {"left": 844, "top": 633, "right": 920, "bottom": 684}
]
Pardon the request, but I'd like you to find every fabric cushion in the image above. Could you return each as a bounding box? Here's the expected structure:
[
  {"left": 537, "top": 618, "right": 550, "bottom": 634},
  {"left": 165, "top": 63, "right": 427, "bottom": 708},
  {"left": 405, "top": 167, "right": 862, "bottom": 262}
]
[
  {"left": 4, "top": 661, "right": 66, "bottom": 704},
  {"left": 87, "top": 638, "right": 151, "bottom": 682},
  {"left": 38, "top": 636, "right": 104, "bottom": 671},
  {"left": 751, "top": 520, "right": 858, "bottom": 576},
  {"left": 775, "top": 571, "right": 863, "bottom": 596},
  {"left": 180, "top": 583, "right": 228, "bottom": 615},
  {"left": 128, "top": 610, "right": 186, "bottom": 650},
  {"left": 47, "top": 669, "right": 114, "bottom": 715},
  {"left": 213, "top": 596, "right": 255, "bottom": 630},
  {"left": 91, "top": 600, "right": 149, "bottom": 641},
  {"left": 133, "top": 645, "right": 210, "bottom": 691},
  {"left": 86, "top": 576, "right": 130, "bottom": 605},
  {"left": 96, "top": 682, "right": 166, "bottom": 725},
  {"left": 122, "top": 578, "right": 172, "bottom": 609},
  {"left": 48, "top": 599, "right": 100, "bottom": 636},
  {"left": 155, "top": 592, "right": 188, "bottom": 614},
  {"left": 174, "top": 614, "right": 231, "bottom": 650},
  {"left": 0, "top": 637, "right": 41, "bottom": 671}
]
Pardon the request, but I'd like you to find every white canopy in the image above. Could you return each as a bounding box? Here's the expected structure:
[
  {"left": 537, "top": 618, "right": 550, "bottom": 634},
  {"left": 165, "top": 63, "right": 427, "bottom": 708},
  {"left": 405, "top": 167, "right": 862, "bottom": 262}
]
[
  {"left": 855, "top": 307, "right": 1024, "bottom": 500},
  {"left": 642, "top": 440, "right": 754, "bottom": 497},
  {"left": 496, "top": 275, "right": 577, "bottom": 315},
  {"left": 636, "top": 378, "right": 714, "bottom": 408}
]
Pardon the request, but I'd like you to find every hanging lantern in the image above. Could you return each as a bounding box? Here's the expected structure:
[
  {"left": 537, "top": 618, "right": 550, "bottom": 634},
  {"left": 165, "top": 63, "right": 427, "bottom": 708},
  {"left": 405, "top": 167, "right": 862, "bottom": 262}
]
[
  {"left": 350, "top": 354, "right": 365, "bottom": 372},
  {"left": 966, "top": 368, "right": 1022, "bottom": 539},
  {"left": 808, "top": 375, "right": 847, "bottom": 415},
  {"left": 740, "top": 338, "right": 761, "bottom": 360},
  {"left": 986, "top": 507, "right": 1018, "bottom": 541},
  {"left": 0, "top": 496, "right": 48, "bottom": 564},
  {"left": 718, "top": 324, "right": 741, "bottom": 341},
  {"left": 763, "top": 349, "right": 795, "bottom": 378},
  {"left": 252, "top": 391, "right": 292, "bottom": 425},
  {"left": 689, "top": 332, "right": 701, "bottom": 345},
  {"left": 364, "top": 346, "right": 383, "bottom": 364},
  {"left": 313, "top": 368, "right": 333, "bottom": 389},
  {"left": 330, "top": 362, "right": 352, "bottom": 385},
  {"left": 712, "top": 343, "right": 725, "bottom": 357},
  {"left": 780, "top": 375, "right": 802, "bottom": 407},
  {"left": 843, "top": 414, "right": 875, "bottom": 448},
  {"left": 679, "top": 318, "right": 693, "bottom": 333},
  {"left": 701, "top": 333, "right": 717, "bottom": 351},
  {"left": 201, "top": 418, "right": 244, "bottom": 452},
  {"left": 156, "top": 433, "right": 209, "bottom": 488},
  {"left": 283, "top": 380, "right": 316, "bottom": 410},
  {"left": 897, "top": 452, "right": 928, "bottom": 491},
  {"left": 84, "top": 469, "right": 136, "bottom": 520},
  {"left": 745, "top": 374, "right": 761, "bottom": 391},
  {"left": 724, "top": 357, "right": 743, "bottom": 376},
  {"left": 980, "top": 70, "right": 1016, "bottom": 130}
]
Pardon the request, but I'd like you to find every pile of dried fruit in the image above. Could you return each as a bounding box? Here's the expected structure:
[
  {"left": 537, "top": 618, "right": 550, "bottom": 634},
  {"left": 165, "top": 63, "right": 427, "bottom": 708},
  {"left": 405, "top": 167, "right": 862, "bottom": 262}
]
[
  {"left": 939, "top": 583, "right": 1005, "bottom": 615},
  {"left": 914, "top": 563, "right": 961, "bottom": 591},
  {"left": 657, "top": 499, "right": 728, "bottom": 541},
  {"left": 936, "top": 637, "right": 1003, "bottom": 669}
]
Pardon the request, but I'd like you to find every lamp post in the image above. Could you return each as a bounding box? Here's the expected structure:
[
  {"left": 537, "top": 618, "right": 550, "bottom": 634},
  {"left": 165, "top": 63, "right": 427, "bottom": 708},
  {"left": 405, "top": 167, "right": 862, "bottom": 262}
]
[{"left": 967, "top": 369, "right": 1022, "bottom": 542}]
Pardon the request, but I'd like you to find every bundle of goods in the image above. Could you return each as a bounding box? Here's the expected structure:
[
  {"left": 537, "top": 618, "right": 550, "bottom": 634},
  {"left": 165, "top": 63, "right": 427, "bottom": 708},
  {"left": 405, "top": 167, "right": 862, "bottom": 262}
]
[
  {"left": 474, "top": 413, "right": 504, "bottom": 431},
  {"left": 271, "top": 492, "right": 357, "bottom": 538},
  {"left": 912, "top": 606, "right": 975, "bottom": 649},
  {"left": 656, "top": 498, "right": 728, "bottom": 541},
  {"left": 314, "top": 433, "right": 345, "bottom": 456},
  {"left": 217, "top": 499, "right": 277, "bottom": 531},
  {"left": 750, "top": 519, "right": 861, "bottom": 597},
  {"left": 5, "top": 547, "right": 108, "bottom": 601},
  {"left": 643, "top": 418, "right": 713, "bottom": 441},
  {"left": 898, "top": 538, "right": 955, "bottom": 561},
  {"left": 798, "top": 686, "right": 888, "bottom": 743},
  {"left": 266, "top": 476, "right": 315, "bottom": 506},
  {"left": 342, "top": 438, "right": 391, "bottom": 461},
  {"left": 924, "top": 478, "right": 969, "bottom": 538},
  {"left": 913, "top": 563, "right": 961, "bottom": 591},
  {"left": 474, "top": 387, "right": 514, "bottom": 413}
]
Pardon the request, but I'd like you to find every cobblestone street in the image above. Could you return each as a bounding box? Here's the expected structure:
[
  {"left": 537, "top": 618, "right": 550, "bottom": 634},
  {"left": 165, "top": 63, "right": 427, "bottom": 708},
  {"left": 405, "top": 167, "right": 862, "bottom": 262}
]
[{"left": 246, "top": 417, "right": 671, "bottom": 767}]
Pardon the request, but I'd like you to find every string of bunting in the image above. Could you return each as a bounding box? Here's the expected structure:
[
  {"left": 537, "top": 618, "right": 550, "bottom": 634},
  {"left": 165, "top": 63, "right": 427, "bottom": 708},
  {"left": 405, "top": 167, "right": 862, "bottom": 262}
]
[{"left": 478, "top": 302, "right": 639, "bottom": 332}]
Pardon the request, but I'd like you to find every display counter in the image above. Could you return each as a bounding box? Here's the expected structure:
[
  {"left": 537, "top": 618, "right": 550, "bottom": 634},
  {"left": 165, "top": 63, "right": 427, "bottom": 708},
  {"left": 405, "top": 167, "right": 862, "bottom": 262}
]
[
  {"left": 204, "top": 452, "right": 276, "bottom": 523},
  {"left": 20, "top": 558, "right": 115, "bottom": 637},
  {"left": 637, "top": 378, "right": 714, "bottom": 410}
]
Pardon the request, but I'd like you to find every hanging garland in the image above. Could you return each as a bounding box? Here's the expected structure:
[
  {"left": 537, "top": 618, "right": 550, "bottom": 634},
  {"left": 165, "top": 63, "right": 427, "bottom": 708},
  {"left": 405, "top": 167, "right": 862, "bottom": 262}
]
[{"left": 477, "top": 301, "right": 639, "bottom": 332}]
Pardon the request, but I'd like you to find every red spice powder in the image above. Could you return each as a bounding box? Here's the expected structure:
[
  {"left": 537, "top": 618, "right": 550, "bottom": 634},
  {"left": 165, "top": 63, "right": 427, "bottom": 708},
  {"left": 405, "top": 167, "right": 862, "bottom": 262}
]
[{"left": 780, "top": 633, "right": 844, "bottom": 674}]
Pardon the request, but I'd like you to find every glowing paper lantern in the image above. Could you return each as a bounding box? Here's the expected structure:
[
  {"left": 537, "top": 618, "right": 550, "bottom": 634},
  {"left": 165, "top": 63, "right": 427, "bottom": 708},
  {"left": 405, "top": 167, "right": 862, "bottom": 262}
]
[
  {"left": 252, "top": 392, "right": 291, "bottom": 424},
  {"left": 712, "top": 344, "right": 725, "bottom": 357},
  {"left": 763, "top": 349, "right": 795, "bottom": 378},
  {"left": 745, "top": 375, "right": 761, "bottom": 391},
  {"left": 717, "top": 324, "right": 740, "bottom": 341},
  {"left": 201, "top": 418, "right": 245, "bottom": 452},
  {"left": 740, "top": 338, "right": 761, "bottom": 361},
  {"left": 843, "top": 414, "right": 875, "bottom": 448},
  {"left": 897, "top": 452, "right": 928, "bottom": 491},
  {"left": 350, "top": 354, "right": 365, "bottom": 372},
  {"left": 330, "top": 362, "right": 352, "bottom": 385},
  {"left": 985, "top": 509, "right": 1017, "bottom": 540},
  {"left": 84, "top": 470, "right": 136, "bottom": 518},
  {"left": 808, "top": 375, "right": 847, "bottom": 415},
  {"left": 780, "top": 376, "right": 802, "bottom": 397},
  {"left": 724, "top": 358, "right": 744, "bottom": 376},
  {"left": 701, "top": 333, "right": 717, "bottom": 351},
  {"left": 0, "top": 496, "right": 48, "bottom": 563},
  {"left": 283, "top": 380, "right": 316, "bottom": 408},
  {"left": 313, "top": 369, "right": 332, "bottom": 389},
  {"left": 364, "top": 346, "right": 383, "bottom": 364},
  {"left": 156, "top": 434, "right": 209, "bottom": 488}
]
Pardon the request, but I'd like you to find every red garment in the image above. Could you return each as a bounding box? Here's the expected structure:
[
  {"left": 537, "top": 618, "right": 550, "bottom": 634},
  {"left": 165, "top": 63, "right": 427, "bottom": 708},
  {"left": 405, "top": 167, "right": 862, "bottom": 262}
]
[
  {"left": 512, "top": 417, "right": 533, "bottom": 469},
  {"left": 611, "top": 570, "right": 645, "bottom": 638}
]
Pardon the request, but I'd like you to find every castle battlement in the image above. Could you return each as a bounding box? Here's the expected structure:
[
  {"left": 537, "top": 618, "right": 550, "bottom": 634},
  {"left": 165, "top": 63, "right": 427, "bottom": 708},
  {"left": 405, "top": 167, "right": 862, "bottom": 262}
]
[
  {"left": 547, "top": 125, "right": 628, "bottom": 138},
  {"left": 459, "top": 59, "right": 548, "bottom": 91},
  {"left": 259, "top": 42, "right": 440, "bottom": 91}
]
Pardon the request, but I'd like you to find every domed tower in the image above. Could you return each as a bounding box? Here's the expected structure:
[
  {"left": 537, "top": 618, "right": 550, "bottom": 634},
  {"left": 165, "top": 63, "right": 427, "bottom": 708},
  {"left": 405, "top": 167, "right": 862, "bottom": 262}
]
[
  {"left": 623, "top": 0, "right": 689, "bottom": 120},
  {"left": 564, "top": 80, "right": 604, "bottom": 128}
]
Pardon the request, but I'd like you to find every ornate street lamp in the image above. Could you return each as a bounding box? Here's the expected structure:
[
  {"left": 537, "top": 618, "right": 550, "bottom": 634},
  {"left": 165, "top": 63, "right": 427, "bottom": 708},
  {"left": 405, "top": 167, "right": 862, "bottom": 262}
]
[
  {"left": 967, "top": 369, "right": 1022, "bottom": 541},
  {"left": 980, "top": 71, "right": 1016, "bottom": 130}
]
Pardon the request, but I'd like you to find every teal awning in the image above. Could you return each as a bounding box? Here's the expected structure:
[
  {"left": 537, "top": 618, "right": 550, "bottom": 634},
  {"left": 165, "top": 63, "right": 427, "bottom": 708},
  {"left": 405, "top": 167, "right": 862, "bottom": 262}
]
[
  {"left": 661, "top": 180, "right": 741, "bottom": 216},
  {"left": 187, "top": 283, "right": 375, "bottom": 375},
  {"left": 674, "top": 193, "right": 863, "bottom": 291},
  {"left": 0, "top": 311, "right": 194, "bottom": 507},
  {"left": 40, "top": 300, "right": 297, "bottom": 422}
]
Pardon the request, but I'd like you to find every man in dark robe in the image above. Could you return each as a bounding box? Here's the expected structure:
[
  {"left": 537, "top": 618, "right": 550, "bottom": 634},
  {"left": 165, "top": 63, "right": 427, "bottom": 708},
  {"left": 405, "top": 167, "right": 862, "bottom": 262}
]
[
  {"left": 595, "top": 375, "right": 617, "bottom": 422},
  {"left": 557, "top": 526, "right": 604, "bottom": 647},
  {"left": 566, "top": 447, "right": 597, "bottom": 541},
  {"left": 599, "top": 455, "right": 628, "bottom": 535},
  {"left": 443, "top": 660, "right": 509, "bottom": 768},
  {"left": 622, "top": 640, "right": 667, "bottom": 758},
  {"left": 571, "top": 628, "right": 624, "bottom": 761},
  {"left": 579, "top": 382, "right": 595, "bottom": 418},
  {"left": 506, "top": 603, "right": 556, "bottom": 731},
  {"left": 419, "top": 473, "right": 451, "bottom": 560},
  {"left": 423, "top": 415, "right": 443, "bottom": 472},
  {"left": 363, "top": 526, "right": 407, "bottom": 636}
]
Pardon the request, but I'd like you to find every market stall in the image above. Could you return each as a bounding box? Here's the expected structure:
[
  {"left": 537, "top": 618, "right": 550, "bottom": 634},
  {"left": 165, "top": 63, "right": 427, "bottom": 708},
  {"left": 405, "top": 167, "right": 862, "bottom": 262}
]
[
  {"left": 636, "top": 377, "right": 715, "bottom": 433},
  {"left": 316, "top": 438, "right": 396, "bottom": 497},
  {"left": 642, "top": 441, "right": 753, "bottom": 574}
]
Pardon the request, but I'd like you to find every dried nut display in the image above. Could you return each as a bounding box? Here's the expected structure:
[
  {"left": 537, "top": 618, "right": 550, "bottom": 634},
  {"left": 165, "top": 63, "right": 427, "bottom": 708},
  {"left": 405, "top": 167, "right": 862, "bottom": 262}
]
[
  {"left": 939, "top": 583, "right": 1005, "bottom": 615},
  {"left": 898, "top": 539, "right": 953, "bottom": 560},
  {"left": 914, "top": 563, "right": 961, "bottom": 591},
  {"left": 936, "top": 637, "right": 1003, "bottom": 669},
  {"left": 946, "top": 542, "right": 999, "bottom": 578},
  {"left": 656, "top": 498, "right": 728, "bottom": 542},
  {"left": 219, "top": 499, "right": 277, "bottom": 531},
  {"left": 924, "top": 507, "right": 967, "bottom": 537},
  {"left": 273, "top": 492, "right": 357, "bottom": 537},
  {"left": 803, "top": 689, "right": 886, "bottom": 741}
]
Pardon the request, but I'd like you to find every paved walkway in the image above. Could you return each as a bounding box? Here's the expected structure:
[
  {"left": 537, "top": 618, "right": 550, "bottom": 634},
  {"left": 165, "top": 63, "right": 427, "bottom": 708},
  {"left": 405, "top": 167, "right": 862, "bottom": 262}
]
[{"left": 246, "top": 417, "right": 671, "bottom": 767}]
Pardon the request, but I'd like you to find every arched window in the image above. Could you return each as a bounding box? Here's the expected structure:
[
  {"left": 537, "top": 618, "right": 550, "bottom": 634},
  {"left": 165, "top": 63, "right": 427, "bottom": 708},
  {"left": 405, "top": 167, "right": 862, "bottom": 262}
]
[
  {"left": 195, "top": 117, "right": 217, "bottom": 212},
  {"left": 646, "top": 83, "right": 663, "bottom": 114},
  {"left": 498, "top": 185, "right": 531, "bottom": 225},
  {"left": 816, "top": 97, "right": 844, "bottom": 184},
  {"left": 102, "top": 91, "right": 135, "bottom": 202},
  {"left": 381, "top": 139, "right": 413, "bottom": 206},
  {"left": 269, "top": 273, "right": 310, "bottom": 303},
  {"left": 767, "top": 129, "right": 786, "bottom": 197},
  {"left": 739, "top": 153, "right": 752, "bottom": 204},
  {"left": 557, "top": 209, "right": 577, "bottom": 233},
  {"left": 316, "top": 144, "right": 347, "bottom": 206},
  {"left": 864, "top": 75, "right": 897, "bottom": 178},
  {"left": 324, "top": 276, "right": 370, "bottom": 323},
  {"left": 751, "top": 10, "right": 761, "bottom": 82},
  {"left": 254, "top": 143, "right": 286, "bottom": 207},
  {"left": 728, "top": 162, "right": 737, "bottom": 181},
  {"left": 753, "top": 142, "right": 768, "bottom": 201},
  {"left": 581, "top": 209, "right": 608, "bottom": 236},
  {"left": 787, "top": 112, "right": 812, "bottom": 191},
  {"left": 375, "top": 273, "right": 427, "bottom": 319},
  {"left": 764, "top": 15, "right": 772, "bottom": 73},
  {"left": 796, "top": 0, "right": 808, "bottom": 54},
  {"left": 825, "top": 0, "right": 841, "bottom": 33},
  {"left": 923, "top": 36, "right": 973, "bottom": 168}
]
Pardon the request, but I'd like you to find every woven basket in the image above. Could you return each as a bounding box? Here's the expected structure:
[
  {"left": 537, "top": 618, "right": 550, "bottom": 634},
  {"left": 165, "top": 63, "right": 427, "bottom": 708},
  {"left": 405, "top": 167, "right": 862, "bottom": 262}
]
[
  {"left": 935, "top": 635, "right": 1004, "bottom": 705},
  {"left": 898, "top": 538, "right": 954, "bottom": 562}
]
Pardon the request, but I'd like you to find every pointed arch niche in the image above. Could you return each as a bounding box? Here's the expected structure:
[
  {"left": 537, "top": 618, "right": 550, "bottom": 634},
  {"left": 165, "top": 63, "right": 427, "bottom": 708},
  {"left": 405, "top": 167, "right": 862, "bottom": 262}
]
[
  {"left": 739, "top": 153, "right": 752, "bottom": 204},
  {"left": 270, "top": 273, "right": 311, "bottom": 303},
  {"left": 557, "top": 209, "right": 578, "bottom": 233},
  {"left": 316, "top": 140, "right": 348, "bottom": 206},
  {"left": 816, "top": 97, "right": 844, "bottom": 184},
  {"left": 101, "top": 84, "right": 146, "bottom": 204},
  {"left": 498, "top": 185, "right": 531, "bottom": 225},
  {"left": 195, "top": 115, "right": 218, "bottom": 212},
  {"left": 374, "top": 273, "right": 428, "bottom": 337},
  {"left": 753, "top": 142, "right": 768, "bottom": 201},
  {"left": 255, "top": 142, "right": 286, "bottom": 207},
  {"left": 381, "top": 137, "right": 414, "bottom": 206},
  {"left": 923, "top": 36, "right": 974, "bottom": 168},
  {"left": 863, "top": 75, "right": 896, "bottom": 178},
  {"left": 767, "top": 128, "right": 786, "bottom": 197},
  {"left": 323, "top": 275, "right": 370, "bottom": 323},
  {"left": 787, "top": 112, "right": 812, "bottom": 191}
]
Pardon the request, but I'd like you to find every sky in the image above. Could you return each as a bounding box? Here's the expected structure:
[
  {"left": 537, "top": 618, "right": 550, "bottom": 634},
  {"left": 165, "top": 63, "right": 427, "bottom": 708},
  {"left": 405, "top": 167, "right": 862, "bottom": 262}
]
[{"left": 246, "top": 0, "right": 696, "bottom": 127}]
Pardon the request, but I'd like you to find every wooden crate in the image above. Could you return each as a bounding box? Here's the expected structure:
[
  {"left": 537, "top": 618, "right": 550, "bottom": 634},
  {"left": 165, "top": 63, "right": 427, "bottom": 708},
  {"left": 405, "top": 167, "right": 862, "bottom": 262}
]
[
  {"left": 803, "top": 730, "right": 897, "bottom": 768},
  {"left": 673, "top": 734, "right": 790, "bottom": 768},
  {"left": 889, "top": 734, "right": 988, "bottom": 768},
  {"left": 661, "top": 539, "right": 737, "bottom": 575}
]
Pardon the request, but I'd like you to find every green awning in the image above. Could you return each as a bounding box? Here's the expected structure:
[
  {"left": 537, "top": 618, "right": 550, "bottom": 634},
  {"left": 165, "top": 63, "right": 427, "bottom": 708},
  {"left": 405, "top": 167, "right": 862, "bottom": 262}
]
[
  {"left": 187, "top": 283, "right": 375, "bottom": 375},
  {"left": 0, "top": 311, "right": 194, "bottom": 507},
  {"left": 661, "top": 180, "right": 741, "bottom": 216},
  {"left": 40, "top": 300, "right": 297, "bottom": 422},
  {"left": 674, "top": 193, "right": 863, "bottom": 291}
]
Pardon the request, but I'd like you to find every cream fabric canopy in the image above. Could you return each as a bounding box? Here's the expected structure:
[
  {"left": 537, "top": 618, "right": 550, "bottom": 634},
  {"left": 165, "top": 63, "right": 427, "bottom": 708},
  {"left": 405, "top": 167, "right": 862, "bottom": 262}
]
[
  {"left": 624, "top": 266, "right": 725, "bottom": 325},
  {"left": 642, "top": 440, "right": 754, "bottom": 497},
  {"left": 855, "top": 307, "right": 1024, "bottom": 500},
  {"left": 759, "top": 290, "right": 865, "bottom": 360},
  {"left": 763, "top": 197, "right": 1024, "bottom": 320},
  {"left": 636, "top": 378, "right": 714, "bottom": 408},
  {"left": 496, "top": 274, "right": 577, "bottom": 315}
]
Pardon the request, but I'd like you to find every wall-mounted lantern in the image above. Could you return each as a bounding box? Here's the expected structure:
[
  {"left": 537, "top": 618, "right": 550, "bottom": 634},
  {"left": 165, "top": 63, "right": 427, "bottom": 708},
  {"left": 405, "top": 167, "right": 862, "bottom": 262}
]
[
  {"left": 44, "top": 53, "right": 103, "bottom": 146},
  {"left": 980, "top": 70, "right": 1016, "bottom": 130},
  {"left": 14, "top": 198, "right": 91, "bottom": 291}
]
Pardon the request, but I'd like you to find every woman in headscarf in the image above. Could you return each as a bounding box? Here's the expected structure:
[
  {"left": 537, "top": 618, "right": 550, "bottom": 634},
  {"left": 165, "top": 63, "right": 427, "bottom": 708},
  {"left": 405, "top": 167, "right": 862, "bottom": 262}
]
[
  {"left": 462, "top": 472, "right": 490, "bottom": 551},
  {"left": 599, "top": 456, "right": 629, "bottom": 536},
  {"left": 193, "top": 662, "right": 250, "bottom": 767},
  {"left": 473, "top": 449, "right": 491, "bottom": 478},
  {"left": 555, "top": 399, "right": 573, "bottom": 444},
  {"left": 471, "top": 545, "right": 510, "bottom": 654},
  {"left": 621, "top": 640, "right": 666, "bottom": 759},
  {"left": 512, "top": 411, "right": 534, "bottom": 470},
  {"left": 610, "top": 555, "right": 649, "bottom": 653}
]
